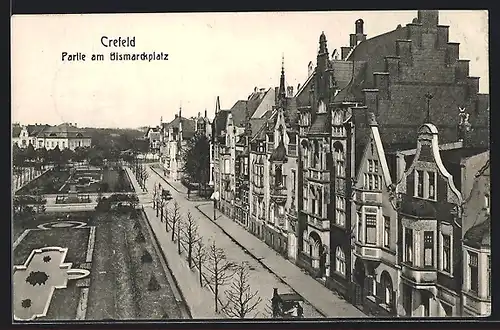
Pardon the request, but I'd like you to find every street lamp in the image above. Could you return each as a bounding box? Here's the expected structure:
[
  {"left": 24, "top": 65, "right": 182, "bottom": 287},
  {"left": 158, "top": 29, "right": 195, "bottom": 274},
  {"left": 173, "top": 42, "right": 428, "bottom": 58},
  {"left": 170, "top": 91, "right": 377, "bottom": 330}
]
[{"left": 210, "top": 190, "right": 220, "bottom": 221}]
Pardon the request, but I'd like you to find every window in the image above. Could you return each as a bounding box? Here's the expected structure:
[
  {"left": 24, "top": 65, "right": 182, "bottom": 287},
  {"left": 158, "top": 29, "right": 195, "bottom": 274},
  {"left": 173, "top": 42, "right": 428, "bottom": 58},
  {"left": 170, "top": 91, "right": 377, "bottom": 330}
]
[
  {"left": 357, "top": 212, "right": 362, "bottom": 242},
  {"left": 383, "top": 216, "right": 390, "bottom": 248},
  {"left": 275, "top": 164, "right": 283, "bottom": 187},
  {"left": 335, "top": 247, "right": 346, "bottom": 276},
  {"left": 405, "top": 228, "right": 413, "bottom": 265},
  {"left": 252, "top": 197, "right": 257, "bottom": 216},
  {"left": 428, "top": 172, "right": 436, "bottom": 200},
  {"left": 291, "top": 170, "right": 296, "bottom": 193},
  {"left": 335, "top": 197, "right": 345, "bottom": 227},
  {"left": 365, "top": 214, "right": 377, "bottom": 245},
  {"left": 442, "top": 234, "right": 451, "bottom": 273},
  {"left": 488, "top": 255, "right": 491, "bottom": 298},
  {"left": 416, "top": 170, "right": 424, "bottom": 197},
  {"left": 424, "top": 231, "right": 434, "bottom": 267},
  {"left": 468, "top": 251, "right": 478, "bottom": 293},
  {"left": 368, "top": 160, "right": 373, "bottom": 172},
  {"left": 485, "top": 194, "right": 490, "bottom": 214}
]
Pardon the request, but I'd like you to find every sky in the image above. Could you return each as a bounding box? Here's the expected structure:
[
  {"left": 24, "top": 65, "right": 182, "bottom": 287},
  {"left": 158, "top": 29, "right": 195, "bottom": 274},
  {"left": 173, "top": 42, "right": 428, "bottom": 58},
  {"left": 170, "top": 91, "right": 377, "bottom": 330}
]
[{"left": 11, "top": 10, "right": 489, "bottom": 129}]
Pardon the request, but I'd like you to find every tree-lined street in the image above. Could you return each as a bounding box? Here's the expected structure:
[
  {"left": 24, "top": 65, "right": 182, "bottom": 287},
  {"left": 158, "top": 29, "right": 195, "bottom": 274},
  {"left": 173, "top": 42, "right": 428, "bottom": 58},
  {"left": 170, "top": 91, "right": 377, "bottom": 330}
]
[{"left": 128, "top": 163, "right": 366, "bottom": 318}]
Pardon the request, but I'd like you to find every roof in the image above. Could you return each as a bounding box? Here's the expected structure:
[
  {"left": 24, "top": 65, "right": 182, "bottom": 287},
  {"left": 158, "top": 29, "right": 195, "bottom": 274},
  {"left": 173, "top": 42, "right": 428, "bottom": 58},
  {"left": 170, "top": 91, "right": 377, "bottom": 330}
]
[
  {"left": 229, "top": 100, "right": 248, "bottom": 127},
  {"left": 308, "top": 113, "right": 329, "bottom": 134},
  {"left": 463, "top": 217, "right": 490, "bottom": 248},
  {"left": 269, "top": 140, "right": 287, "bottom": 162},
  {"left": 12, "top": 125, "right": 22, "bottom": 138},
  {"left": 39, "top": 123, "right": 90, "bottom": 138},
  {"left": 247, "top": 89, "right": 269, "bottom": 118},
  {"left": 164, "top": 116, "right": 196, "bottom": 139},
  {"left": 213, "top": 110, "right": 230, "bottom": 137},
  {"left": 333, "top": 61, "right": 367, "bottom": 103}
]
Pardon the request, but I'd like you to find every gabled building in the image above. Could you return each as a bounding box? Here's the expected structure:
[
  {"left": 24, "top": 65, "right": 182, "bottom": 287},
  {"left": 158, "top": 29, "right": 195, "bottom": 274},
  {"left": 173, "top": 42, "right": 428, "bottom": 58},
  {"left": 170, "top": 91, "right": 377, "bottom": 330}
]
[
  {"left": 392, "top": 122, "right": 488, "bottom": 317},
  {"left": 461, "top": 159, "right": 490, "bottom": 317},
  {"left": 160, "top": 108, "right": 196, "bottom": 181},
  {"left": 351, "top": 113, "right": 399, "bottom": 316},
  {"left": 144, "top": 126, "right": 162, "bottom": 153}
]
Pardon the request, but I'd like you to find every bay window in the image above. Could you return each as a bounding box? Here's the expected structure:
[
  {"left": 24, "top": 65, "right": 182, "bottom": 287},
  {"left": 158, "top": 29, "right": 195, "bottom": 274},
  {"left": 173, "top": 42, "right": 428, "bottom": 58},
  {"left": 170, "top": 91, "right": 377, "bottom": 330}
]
[
  {"left": 335, "top": 196, "right": 345, "bottom": 227},
  {"left": 383, "top": 216, "right": 390, "bottom": 248},
  {"left": 469, "top": 251, "right": 478, "bottom": 294},
  {"left": 424, "top": 231, "right": 434, "bottom": 267},
  {"left": 442, "top": 234, "right": 451, "bottom": 273},
  {"left": 365, "top": 214, "right": 377, "bottom": 245},
  {"left": 405, "top": 228, "right": 413, "bottom": 265}
]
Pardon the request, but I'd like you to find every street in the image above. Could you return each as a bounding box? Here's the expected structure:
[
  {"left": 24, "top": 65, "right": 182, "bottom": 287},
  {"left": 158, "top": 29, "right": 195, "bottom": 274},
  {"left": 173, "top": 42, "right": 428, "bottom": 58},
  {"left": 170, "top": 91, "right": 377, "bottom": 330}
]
[{"left": 129, "top": 164, "right": 366, "bottom": 318}]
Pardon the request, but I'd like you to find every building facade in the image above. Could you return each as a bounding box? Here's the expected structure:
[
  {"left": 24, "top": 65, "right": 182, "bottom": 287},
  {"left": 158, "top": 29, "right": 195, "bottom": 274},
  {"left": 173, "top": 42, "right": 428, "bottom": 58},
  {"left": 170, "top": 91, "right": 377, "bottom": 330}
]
[
  {"left": 12, "top": 123, "right": 92, "bottom": 150},
  {"left": 160, "top": 108, "right": 196, "bottom": 181}
]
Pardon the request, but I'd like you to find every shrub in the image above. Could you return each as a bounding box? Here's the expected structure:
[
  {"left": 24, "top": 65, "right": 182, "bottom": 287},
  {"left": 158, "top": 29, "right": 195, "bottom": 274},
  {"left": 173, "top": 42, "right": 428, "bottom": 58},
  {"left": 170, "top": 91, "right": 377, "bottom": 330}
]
[
  {"left": 141, "top": 250, "right": 153, "bottom": 264},
  {"left": 147, "top": 274, "right": 161, "bottom": 291},
  {"left": 95, "top": 197, "right": 111, "bottom": 212},
  {"left": 133, "top": 220, "right": 141, "bottom": 230}
]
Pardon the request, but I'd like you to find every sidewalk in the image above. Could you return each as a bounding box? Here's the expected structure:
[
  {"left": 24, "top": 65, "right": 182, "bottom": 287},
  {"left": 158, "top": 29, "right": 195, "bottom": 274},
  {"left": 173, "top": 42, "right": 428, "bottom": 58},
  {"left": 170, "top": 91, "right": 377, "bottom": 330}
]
[
  {"left": 150, "top": 165, "right": 188, "bottom": 195},
  {"left": 124, "top": 166, "right": 222, "bottom": 319},
  {"left": 196, "top": 203, "right": 367, "bottom": 318}
]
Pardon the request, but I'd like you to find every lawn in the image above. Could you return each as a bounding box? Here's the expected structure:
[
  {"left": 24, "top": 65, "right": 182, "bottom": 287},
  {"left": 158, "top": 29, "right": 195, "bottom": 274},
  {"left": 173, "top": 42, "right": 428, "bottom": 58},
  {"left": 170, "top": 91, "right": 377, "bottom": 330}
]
[
  {"left": 57, "top": 167, "right": 133, "bottom": 194},
  {"left": 13, "top": 220, "right": 93, "bottom": 321},
  {"left": 15, "top": 168, "right": 71, "bottom": 195},
  {"left": 13, "top": 227, "right": 91, "bottom": 266}
]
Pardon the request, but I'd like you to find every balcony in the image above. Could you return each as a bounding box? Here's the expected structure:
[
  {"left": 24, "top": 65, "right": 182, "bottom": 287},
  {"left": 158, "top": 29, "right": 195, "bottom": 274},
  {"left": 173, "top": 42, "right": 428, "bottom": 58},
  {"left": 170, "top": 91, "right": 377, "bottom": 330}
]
[
  {"left": 270, "top": 185, "right": 287, "bottom": 200},
  {"left": 220, "top": 146, "right": 231, "bottom": 155},
  {"left": 401, "top": 263, "right": 437, "bottom": 288},
  {"left": 356, "top": 191, "right": 382, "bottom": 205},
  {"left": 399, "top": 194, "right": 455, "bottom": 220},
  {"left": 307, "top": 168, "right": 330, "bottom": 182},
  {"left": 253, "top": 185, "right": 265, "bottom": 196},
  {"left": 306, "top": 213, "right": 329, "bottom": 231},
  {"left": 288, "top": 144, "right": 297, "bottom": 157},
  {"left": 354, "top": 243, "right": 382, "bottom": 260}
]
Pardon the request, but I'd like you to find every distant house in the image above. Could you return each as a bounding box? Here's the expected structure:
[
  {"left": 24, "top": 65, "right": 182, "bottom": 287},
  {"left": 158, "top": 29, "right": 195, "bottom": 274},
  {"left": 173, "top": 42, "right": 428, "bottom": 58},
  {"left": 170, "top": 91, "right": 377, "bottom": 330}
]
[
  {"left": 144, "top": 126, "right": 162, "bottom": 152},
  {"left": 12, "top": 123, "right": 91, "bottom": 150}
]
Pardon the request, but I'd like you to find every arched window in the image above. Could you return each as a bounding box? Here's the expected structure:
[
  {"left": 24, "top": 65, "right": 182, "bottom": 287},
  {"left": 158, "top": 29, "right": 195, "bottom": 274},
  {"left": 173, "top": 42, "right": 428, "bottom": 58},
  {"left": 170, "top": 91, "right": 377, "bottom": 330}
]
[
  {"left": 381, "top": 272, "right": 393, "bottom": 307},
  {"left": 333, "top": 142, "right": 344, "bottom": 177},
  {"left": 335, "top": 246, "right": 346, "bottom": 276},
  {"left": 312, "top": 140, "right": 320, "bottom": 168},
  {"left": 275, "top": 164, "right": 283, "bottom": 187}
]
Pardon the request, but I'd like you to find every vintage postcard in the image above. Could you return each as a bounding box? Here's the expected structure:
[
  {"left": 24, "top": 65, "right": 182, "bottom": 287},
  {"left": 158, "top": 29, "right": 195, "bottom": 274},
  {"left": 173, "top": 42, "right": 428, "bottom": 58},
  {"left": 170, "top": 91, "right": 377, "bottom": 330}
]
[{"left": 11, "top": 10, "right": 490, "bottom": 322}]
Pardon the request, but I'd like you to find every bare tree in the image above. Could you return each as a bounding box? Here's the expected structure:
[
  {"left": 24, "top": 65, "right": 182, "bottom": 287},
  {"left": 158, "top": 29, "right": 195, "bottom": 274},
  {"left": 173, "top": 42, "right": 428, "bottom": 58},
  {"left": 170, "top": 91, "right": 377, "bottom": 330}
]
[
  {"left": 177, "top": 216, "right": 184, "bottom": 254},
  {"left": 222, "top": 262, "right": 262, "bottom": 319},
  {"left": 164, "top": 202, "right": 170, "bottom": 231},
  {"left": 181, "top": 212, "right": 201, "bottom": 268},
  {"left": 206, "top": 240, "right": 235, "bottom": 313},
  {"left": 193, "top": 239, "right": 207, "bottom": 287},
  {"left": 158, "top": 194, "right": 165, "bottom": 220},
  {"left": 153, "top": 183, "right": 159, "bottom": 211},
  {"left": 170, "top": 201, "right": 181, "bottom": 241}
]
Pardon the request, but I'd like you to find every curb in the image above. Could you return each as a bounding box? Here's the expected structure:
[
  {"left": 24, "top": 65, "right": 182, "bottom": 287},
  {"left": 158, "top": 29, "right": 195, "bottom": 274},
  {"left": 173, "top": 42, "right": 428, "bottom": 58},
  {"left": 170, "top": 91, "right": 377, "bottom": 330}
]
[{"left": 194, "top": 204, "right": 328, "bottom": 318}]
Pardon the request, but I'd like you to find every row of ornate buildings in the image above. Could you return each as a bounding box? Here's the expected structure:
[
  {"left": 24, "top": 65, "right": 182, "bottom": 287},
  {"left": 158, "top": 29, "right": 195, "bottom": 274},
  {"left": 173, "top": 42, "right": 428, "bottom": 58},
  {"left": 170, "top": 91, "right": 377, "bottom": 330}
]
[{"left": 209, "top": 10, "right": 490, "bottom": 317}]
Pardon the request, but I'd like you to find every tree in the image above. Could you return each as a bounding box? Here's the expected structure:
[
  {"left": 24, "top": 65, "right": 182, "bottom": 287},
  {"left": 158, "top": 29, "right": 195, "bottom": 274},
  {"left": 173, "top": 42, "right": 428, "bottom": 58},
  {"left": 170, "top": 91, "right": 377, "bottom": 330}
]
[
  {"left": 48, "top": 146, "right": 62, "bottom": 167},
  {"left": 193, "top": 239, "right": 207, "bottom": 287},
  {"left": 222, "top": 262, "right": 262, "bottom": 319},
  {"left": 181, "top": 212, "right": 200, "bottom": 268},
  {"left": 182, "top": 133, "right": 210, "bottom": 195},
  {"left": 153, "top": 184, "right": 159, "bottom": 211},
  {"left": 170, "top": 201, "right": 181, "bottom": 241},
  {"left": 12, "top": 144, "right": 25, "bottom": 168},
  {"left": 36, "top": 147, "right": 49, "bottom": 169},
  {"left": 61, "top": 148, "right": 74, "bottom": 165},
  {"left": 177, "top": 216, "right": 183, "bottom": 254},
  {"left": 140, "top": 165, "right": 149, "bottom": 190},
  {"left": 206, "top": 240, "right": 235, "bottom": 313}
]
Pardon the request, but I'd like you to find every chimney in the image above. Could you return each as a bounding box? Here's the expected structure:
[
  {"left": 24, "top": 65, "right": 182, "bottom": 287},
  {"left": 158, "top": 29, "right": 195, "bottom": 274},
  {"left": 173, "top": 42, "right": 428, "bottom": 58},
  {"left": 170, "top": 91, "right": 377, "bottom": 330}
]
[
  {"left": 204, "top": 109, "right": 207, "bottom": 118},
  {"left": 259, "top": 88, "right": 265, "bottom": 93},
  {"left": 418, "top": 10, "right": 439, "bottom": 27},
  {"left": 175, "top": 114, "right": 178, "bottom": 118},
  {"left": 198, "top": 111, "right": 201, "bottom": 118},
  {"left": 351, "top": 19, "right": 367, "bottom": 46},
  {"left": 297, "top": 83, "right": 301, "bottom": 91},
  {"left": 308, "top": 61, "right": 314, "bottom": 77},
  {"left": 254, "top": 87, "right": 258, "bottom": 93}
]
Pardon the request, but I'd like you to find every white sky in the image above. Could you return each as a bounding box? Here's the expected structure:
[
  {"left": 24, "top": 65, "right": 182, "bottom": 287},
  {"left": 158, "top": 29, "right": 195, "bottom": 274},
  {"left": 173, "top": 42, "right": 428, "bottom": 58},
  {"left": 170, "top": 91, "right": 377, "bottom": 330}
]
[{"left": 11, "top": 10, "right": 489, "bottom": 129}]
